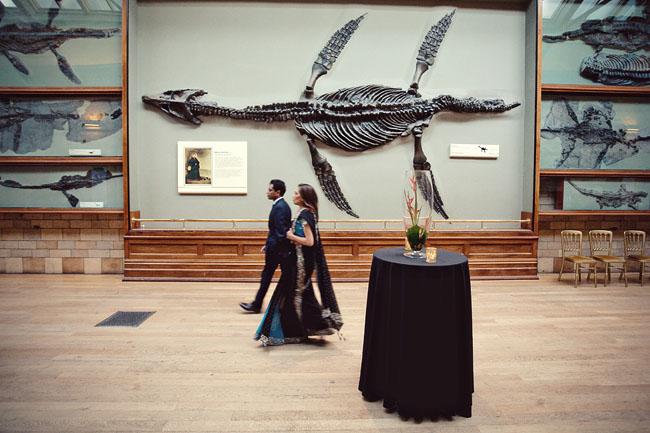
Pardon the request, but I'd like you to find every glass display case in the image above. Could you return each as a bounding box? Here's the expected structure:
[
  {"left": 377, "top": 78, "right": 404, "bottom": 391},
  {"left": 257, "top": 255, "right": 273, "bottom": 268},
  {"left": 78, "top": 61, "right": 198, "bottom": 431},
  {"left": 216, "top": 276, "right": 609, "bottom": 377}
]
[
  {"left": 542, "top": 0, "right": 648, "bottom": 87},
  {"left": 540, "top": 177, "right": 650, "bottom": 213},
  {"left": 540, "top": 95, "right": 650, "bottom": 170},
  {"left": 0, "top": 95, "right": 123, "bottom": 156},
  {"left": 0, "top": 165, "right": 123, "bottom": 209},
  {"left": 0, "top": 0, "right": 122, "bottom": 87},
  {"left": 538, "top": 0, "right": 650, "bottom": 218},
  {"left": 0, "top": 0, "right": 126, "bottom": 216}
]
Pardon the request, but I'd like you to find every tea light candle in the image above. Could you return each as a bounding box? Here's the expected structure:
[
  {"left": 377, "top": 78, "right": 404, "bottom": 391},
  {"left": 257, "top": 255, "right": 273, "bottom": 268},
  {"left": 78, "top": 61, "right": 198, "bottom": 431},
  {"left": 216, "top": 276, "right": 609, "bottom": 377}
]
[{"left": 425, "top": 247, "right": 437, "bottom": 263}]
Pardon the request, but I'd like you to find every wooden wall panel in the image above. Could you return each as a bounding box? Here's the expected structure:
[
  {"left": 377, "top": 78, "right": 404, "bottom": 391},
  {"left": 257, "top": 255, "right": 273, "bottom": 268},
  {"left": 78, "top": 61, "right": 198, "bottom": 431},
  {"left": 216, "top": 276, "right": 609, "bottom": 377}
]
[{"left": 124, "top": 229, "right": 538, "bottom": 281}]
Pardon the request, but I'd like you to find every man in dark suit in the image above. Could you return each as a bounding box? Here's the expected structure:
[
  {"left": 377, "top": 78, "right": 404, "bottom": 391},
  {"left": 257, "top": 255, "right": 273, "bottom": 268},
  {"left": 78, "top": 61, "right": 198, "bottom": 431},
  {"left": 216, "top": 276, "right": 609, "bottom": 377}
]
[{"left": 240, "top": 179, "right": 292, "bottom": 313}]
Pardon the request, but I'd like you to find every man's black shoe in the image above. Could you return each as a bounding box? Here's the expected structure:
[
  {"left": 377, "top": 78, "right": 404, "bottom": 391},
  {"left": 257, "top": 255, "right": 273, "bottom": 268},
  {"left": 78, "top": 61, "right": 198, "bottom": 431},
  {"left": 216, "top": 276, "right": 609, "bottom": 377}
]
[{"left": 239, "top": 302, "right": 261, "bottom": 313}]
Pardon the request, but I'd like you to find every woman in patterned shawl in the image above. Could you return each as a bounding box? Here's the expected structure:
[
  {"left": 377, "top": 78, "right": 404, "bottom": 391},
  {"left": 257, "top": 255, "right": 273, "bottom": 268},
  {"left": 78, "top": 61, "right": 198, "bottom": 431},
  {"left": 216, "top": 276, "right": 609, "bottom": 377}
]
[{"left": 255, "top": 183, "right": 343, "bottom": 346}]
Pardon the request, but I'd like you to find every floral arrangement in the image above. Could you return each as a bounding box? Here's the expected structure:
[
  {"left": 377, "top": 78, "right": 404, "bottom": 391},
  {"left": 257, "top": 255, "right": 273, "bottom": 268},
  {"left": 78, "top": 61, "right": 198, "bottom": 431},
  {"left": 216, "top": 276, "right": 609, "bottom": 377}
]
[{"left": 404, "top": 174, "right": 430, "bottom": 253}]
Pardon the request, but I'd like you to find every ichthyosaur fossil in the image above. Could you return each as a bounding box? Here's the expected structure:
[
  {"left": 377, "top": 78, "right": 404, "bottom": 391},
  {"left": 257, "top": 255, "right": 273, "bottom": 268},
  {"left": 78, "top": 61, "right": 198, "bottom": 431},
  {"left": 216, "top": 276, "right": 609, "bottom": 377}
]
[
  {"left": 541, "top": 98, "right": 650, "bottom": 169},
  {"left": 142, "top": 11, "right": 520, "bottom": 219},
  {"left": 0, "top": 1, "right": 120, "bottom": 84},
  {"left": 579, "top": 51, "right": 650, "bottom": 85},
  {"left": 0, "top": 167, "right": 123, "bottom": 207},
  {"left": 542, "top": 14, "right": 650, "bottom": 52},
  {"left": 0, "top": 98, "right": 122, "bottom": 154},
  {"left": 567, "top": 180, "right": 648, "bottom": 210}
]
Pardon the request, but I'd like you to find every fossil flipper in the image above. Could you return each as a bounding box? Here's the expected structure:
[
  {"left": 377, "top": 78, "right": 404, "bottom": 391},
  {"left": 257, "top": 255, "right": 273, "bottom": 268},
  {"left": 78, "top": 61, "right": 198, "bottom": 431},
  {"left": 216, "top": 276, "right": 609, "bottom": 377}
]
[
  {"left": 426, "top": 167, "right": 448, "bottom": 220},
  {"left": 50, "top": 47, "right": 81, "bottom": 84},
  {"left": 304, "top": 14, "right": 365, "bottom": 98},
  {"left": 47, "top": 1, "right": 62, "bottom": 27},
  {"left": 409, "top": 10, "right": 455, "bottom": 94},
  {"left": 62, "top": 190, "right": 79, "bottom": 207},
  {"left": 306, "top": 138, "right": 358, "bottom": 218},
  {"left": 2, "top": 50, "right": 29, "bottom": 75}
]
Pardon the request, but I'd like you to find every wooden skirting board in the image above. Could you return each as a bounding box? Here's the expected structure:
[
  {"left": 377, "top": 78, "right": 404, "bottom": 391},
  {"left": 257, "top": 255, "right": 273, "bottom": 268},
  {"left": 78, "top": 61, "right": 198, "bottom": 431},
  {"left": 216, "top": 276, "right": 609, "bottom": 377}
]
[{"left": 124, "top": 229, "right": 538, "bottom": 281}]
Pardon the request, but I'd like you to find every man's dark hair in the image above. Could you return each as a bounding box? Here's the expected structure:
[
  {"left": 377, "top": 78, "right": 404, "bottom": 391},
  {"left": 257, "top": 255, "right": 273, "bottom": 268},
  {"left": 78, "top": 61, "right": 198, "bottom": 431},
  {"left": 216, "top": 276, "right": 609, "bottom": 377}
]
[{"left": 269, "top": 179, "right": 286, "bottom": 196}]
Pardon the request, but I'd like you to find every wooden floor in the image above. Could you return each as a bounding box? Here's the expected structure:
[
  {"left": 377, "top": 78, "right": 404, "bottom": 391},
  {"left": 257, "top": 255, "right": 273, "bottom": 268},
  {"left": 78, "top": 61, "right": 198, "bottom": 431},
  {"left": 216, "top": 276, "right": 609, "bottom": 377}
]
[{"left": 0, "top": 275, "right": 648, "bottom": 433}]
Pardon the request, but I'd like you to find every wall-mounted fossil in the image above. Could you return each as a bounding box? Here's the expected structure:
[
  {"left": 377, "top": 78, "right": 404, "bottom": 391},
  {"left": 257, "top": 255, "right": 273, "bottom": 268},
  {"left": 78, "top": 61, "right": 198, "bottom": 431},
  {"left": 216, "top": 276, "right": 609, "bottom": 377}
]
[
  {"left": 567, "top": 179, "right": 648, "bottom": 210},
  {"left": 0, "top": 1, "right": 120, "bottom": 84},
  {"left": 143, "top": 11, "right": 519, "bottom": 218},
  {"left": 541, "top": 98, "right": 649, "bottom": 169},
  {"left": 0, "top": 98, "right": 122, "bottom": 154},
  {"left": 543, "top": 15, "right": 650, "bottom": 52},
  {"left": 0, "top": 167, "right": 122, "bottom": 207},
  {"left": 579, "top": 52, "right": 650, "bottom": 86}
]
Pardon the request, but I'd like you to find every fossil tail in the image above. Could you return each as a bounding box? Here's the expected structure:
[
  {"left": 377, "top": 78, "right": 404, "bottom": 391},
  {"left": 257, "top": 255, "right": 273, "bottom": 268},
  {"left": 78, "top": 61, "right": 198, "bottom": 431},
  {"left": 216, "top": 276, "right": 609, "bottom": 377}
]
[
  {"left": 567, "top": 179, "right": 597, "bottom": 198},
  {"left": 142, "top": 89, "right": 311, "bottom": 125},
  {"left": 542, "top": 30, "right": 582, "bottom": 44}
]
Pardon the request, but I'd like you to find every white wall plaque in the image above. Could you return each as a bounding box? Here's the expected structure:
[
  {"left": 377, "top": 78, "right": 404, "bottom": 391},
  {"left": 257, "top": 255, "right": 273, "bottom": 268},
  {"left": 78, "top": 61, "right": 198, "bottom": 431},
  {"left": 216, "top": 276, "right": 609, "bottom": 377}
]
[
  {"left": 177, "top": 141, "right": 247, "bottom": 194},
  {"left": 69, "top": 149, "right": 102, "bottom": 156},
  {"left": 80, "top": 201, "right": 104, "bottom": 208},
  {"left": 449, "top": 143, "right": 499, "bottom": 159}
]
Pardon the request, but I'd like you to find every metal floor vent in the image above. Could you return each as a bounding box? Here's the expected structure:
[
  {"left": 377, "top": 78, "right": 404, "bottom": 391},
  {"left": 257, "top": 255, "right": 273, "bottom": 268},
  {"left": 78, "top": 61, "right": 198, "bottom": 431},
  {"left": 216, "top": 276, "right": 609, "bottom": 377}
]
[{"left": 95, "top": 311, "right": 155, "bottom": 327}]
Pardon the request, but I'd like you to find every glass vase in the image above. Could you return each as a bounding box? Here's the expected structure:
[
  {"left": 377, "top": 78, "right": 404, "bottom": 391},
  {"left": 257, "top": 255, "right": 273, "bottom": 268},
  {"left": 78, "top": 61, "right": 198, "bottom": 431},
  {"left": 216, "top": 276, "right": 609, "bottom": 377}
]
[{"left": 403, "top": 170, "right": 433, "bottom": 258}]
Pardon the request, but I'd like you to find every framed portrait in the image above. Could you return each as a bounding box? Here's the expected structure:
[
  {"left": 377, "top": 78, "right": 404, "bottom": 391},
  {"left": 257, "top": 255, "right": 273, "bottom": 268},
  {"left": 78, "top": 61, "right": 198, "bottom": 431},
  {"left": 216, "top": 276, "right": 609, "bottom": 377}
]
[{"left": 177, "top": 141, "right": 247, "bottom": 194}]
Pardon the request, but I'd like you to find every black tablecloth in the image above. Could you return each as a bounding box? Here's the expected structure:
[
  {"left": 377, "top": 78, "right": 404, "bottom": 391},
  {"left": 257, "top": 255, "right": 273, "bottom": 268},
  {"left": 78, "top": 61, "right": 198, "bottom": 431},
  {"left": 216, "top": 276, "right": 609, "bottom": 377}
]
[{"left": 358, "top": 247, "right": 474, "bottom": 418}]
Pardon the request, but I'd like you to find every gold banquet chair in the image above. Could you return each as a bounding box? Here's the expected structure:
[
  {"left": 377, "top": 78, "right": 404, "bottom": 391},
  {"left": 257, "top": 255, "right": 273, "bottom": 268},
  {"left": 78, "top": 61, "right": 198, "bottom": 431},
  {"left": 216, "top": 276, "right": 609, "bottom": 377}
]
[
  {"left": 624, "top": 230, "right": 650, "bottom": 286},
  {"left": 588, "top": 230, "right": 627, "bottom": 287},
  {"left": 559, "top": 230, "right": 597, "bottom": 288}
]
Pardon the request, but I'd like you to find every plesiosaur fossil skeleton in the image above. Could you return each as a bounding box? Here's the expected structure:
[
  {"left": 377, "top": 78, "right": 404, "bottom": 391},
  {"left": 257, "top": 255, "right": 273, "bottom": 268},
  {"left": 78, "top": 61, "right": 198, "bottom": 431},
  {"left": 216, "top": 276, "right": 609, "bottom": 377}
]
[
  {"left": 0, "top": 98, "right": 122, "bottom": 154},
  {"left": 541, "top": 98, "right": 650, "bottom": 169},
  {"left": 579, "top": 51, "right": 650, "bottom": 85},
  {"left": 542, "top": 14, "right": 650, "bottom": 52},
  {"left": 0, "top": 1, "right": 120, "bottom": 84},
  {"left": 568, "top": 180, "right": 648, "bottom": 210},
  {"left": 142, "top": 11, "right": 520, "bottom": 218},
  {"left": 0, "top": 167, "right": 122, "bottom": 207}
]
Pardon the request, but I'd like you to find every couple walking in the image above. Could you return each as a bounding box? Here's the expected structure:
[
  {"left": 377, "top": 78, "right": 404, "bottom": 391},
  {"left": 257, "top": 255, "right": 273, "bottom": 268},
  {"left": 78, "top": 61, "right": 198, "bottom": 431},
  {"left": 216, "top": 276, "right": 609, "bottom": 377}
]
[{"left": 239, "top": 179, "right": 343, "bottom": 346}]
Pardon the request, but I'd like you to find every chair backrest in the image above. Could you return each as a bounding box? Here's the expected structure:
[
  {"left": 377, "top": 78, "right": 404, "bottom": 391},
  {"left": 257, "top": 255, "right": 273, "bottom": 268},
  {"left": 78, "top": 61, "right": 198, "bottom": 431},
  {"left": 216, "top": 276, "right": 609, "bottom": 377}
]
[
  {"left": 589, "top": 230, "right": 613, "bottom": 256},
  {"left": 560, "top": 230, "right": 583, "bottom": 258},
  {"left": 624, "top": 230, "right": 646, "bottom": 257}
]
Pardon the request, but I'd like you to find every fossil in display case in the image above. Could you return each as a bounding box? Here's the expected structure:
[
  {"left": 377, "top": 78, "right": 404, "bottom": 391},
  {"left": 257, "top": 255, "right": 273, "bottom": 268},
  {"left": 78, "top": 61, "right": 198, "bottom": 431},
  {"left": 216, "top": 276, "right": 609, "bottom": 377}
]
[
  {"left": 143, "top": 11, "right": 520, "bottom": 218},
  {"left": 579, "top": 52, "right": 650, "bottom": 86},
  {"left": 541, "top": 98, "right": 650, "bottom": 169},
  {"left": 542, "top": 14, "right": 650, "bottom": 52},
  {"left": 567, "top": 179, "right": 648, "bottom": 210},
  {"left": 0, "top": 98, "right": 122, "bottom": 154},
  {"left": 0, "top": 167, "right": 123, "bottom": 207},
  {"left": 0, "top": 1, "right": 120, "bottom": 84}
]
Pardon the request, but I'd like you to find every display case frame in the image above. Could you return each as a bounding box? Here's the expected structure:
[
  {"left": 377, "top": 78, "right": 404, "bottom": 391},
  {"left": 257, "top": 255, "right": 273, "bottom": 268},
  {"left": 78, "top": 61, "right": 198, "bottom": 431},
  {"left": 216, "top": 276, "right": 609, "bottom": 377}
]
[
  {"left": 535, "top": 0, "right": 650, "bottom": 222},
  {"left": 0, "top": 0, "right": 129, "bottom": 228}
]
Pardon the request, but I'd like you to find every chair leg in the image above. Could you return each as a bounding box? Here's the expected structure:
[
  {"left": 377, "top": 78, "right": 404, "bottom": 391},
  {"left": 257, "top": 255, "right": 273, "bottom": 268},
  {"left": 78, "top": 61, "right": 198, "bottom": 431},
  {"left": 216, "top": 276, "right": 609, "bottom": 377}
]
[
  {"left": 558, "top": 260, "right": 565, "bottom": 281},
  {"left": 603, "top": 264, "right": 608, "bottom": 287},
  {"left": 574, "top": 263, "right": 578, "bottom": 288},
  {"left": 593, "top": 265, "right": 597, "bottom": 288},
  {"left": 623, "top": 263, "right": 627, "bottom": 288},
  {"left": 641, "top": 262, "right": 645, "bottom": 287}
]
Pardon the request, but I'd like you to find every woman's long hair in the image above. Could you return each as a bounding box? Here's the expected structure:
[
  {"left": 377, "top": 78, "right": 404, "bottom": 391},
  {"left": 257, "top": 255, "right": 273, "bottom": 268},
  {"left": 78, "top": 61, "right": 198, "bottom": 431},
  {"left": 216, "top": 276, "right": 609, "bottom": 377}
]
[{"left": 298, "top": 183, "right": 319, "bottom": 219}]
